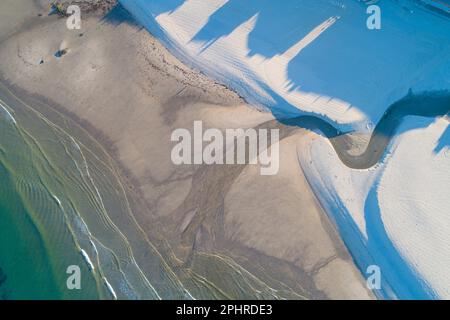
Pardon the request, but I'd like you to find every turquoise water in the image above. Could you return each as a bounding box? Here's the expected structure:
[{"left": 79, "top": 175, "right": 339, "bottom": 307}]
[
  {"left": 0, "top": 81, "right": 288, "bottom": 300},
  {"left": 0, "top": 82, "right": 173, "bottom": 300},
  {"left": 0, "top": 92, "right": 102, "bottom": 299},
  {"left": 0, "top": 164, "right": 62, "bottom": 299}
]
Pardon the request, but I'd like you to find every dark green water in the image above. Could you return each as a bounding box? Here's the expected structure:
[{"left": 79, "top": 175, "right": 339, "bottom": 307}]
[
  {"left": 0, "top": 163, "right": 62, "bottom": 299},
  {"left": 0, "top": 95, "right": 101, "bottom": 299}
]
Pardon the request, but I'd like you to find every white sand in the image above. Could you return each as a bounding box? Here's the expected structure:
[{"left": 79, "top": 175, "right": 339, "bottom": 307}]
[{"left": 0, "top": 1, "right": 372, "bottom": 299}]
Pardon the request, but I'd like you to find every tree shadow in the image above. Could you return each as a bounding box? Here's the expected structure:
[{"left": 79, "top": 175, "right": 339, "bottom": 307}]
[
  {"left": 373, "top": 90, "right": 450, "bottom": 137},
  {"left": 119, "top": 0, "right": 186, "bottom": 18},
  {"left": 434, "top": 124, "right": 450, "bottom": 154},
  {"left": 192, "top": 0, "right": 339, "bottom": 57},
  {"left": 120, "top": 0, "right": 450, "bottom": 135},
  {"left": 191, "top": 0, "right": 450, "bottom": 124},
  {"left": 281, "top": 90, "right": 450, "bottom": 162}
]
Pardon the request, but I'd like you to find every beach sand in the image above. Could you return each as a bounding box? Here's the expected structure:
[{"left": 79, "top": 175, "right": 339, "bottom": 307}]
[{"left": 0, "top": 0, "right": 372, "bottom": 299}]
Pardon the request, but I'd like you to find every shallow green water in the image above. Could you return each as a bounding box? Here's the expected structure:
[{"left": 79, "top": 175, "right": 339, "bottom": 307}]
[
  {"left": 0, "top": 164, "right": 61, "bottom": 299},
  {"left": 0, "top": 96, "right": 101, "bottom": 299},
  {"left": 0, "top": 81, "right": 306, "bottom": 300},
  {"left": 0, "top": 82, "right": 169, "bottom": 300}
]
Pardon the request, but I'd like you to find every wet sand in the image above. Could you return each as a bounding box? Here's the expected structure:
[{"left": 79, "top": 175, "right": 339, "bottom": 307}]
[{"left": 0, "top": 0, "right": 373, "bottom": 299}]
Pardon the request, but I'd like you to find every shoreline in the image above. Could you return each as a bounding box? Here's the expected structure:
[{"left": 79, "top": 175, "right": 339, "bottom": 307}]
[{"left": 0, "top": 2, "right": 373, "bottom": 299}]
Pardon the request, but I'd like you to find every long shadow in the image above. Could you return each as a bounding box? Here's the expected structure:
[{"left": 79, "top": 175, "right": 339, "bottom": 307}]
[
  {"left": 414, "top": 0, "right": 450, "bottom": 18},
  {"left": 299, "top": 162, "right": 389, "bottom": 298},
  {"left": 106, "top": 0, "right": 186, "bottom": 32},
  {"left": 434, "top": 124, "right": 450, "bottom": 154},
  {"left": 269, "top": 88, "right": 450, "bottom": 300},
  {"left": 116, "top": 1, "right": 450, "bottom": 299},
  {"left": 363, "top": 184, "right": 436, "bottom": 299},
  {"left": 117, "top": 0, "right": 187, "bottom": 40},
  {"left": 335, "top": 90, "right": 450, "bottom": 168},
  {"left": 284, "top": 0, "right": 450, "bottom": 123},
  {"left": 192, "top": 0, "right": 341, "bottom": 58},
  {"left": 281, "top": 90, "right": 450, "bottom": 169},
  {"left": 191, "top": 0, "right": 450, "bottom": 125},
  {"left": 301, "top": 140, "right": 439, "bottom": 299},
  {"left": 118, "top": 0, "right": 185, "bottom": 17},
  {"left": 118, "top": 1, "right": 450, "bottom": 155},
  {"left": 102, "top": 2, "right": 143, "bottom": 28}
]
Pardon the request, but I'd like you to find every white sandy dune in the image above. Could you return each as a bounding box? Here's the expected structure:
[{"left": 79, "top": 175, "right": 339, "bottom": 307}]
[
  {"left": 0, "top": 0, "right": 378, "bottom": 298},
  {"left": 119, "top": 0, "right": 450, "bottom": 299},
  {"left": 299, "top": 116, "right": 450, "bottom": 299},
  {"left": 120, "top": 0, "right": 450, "bottom": 132}
]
